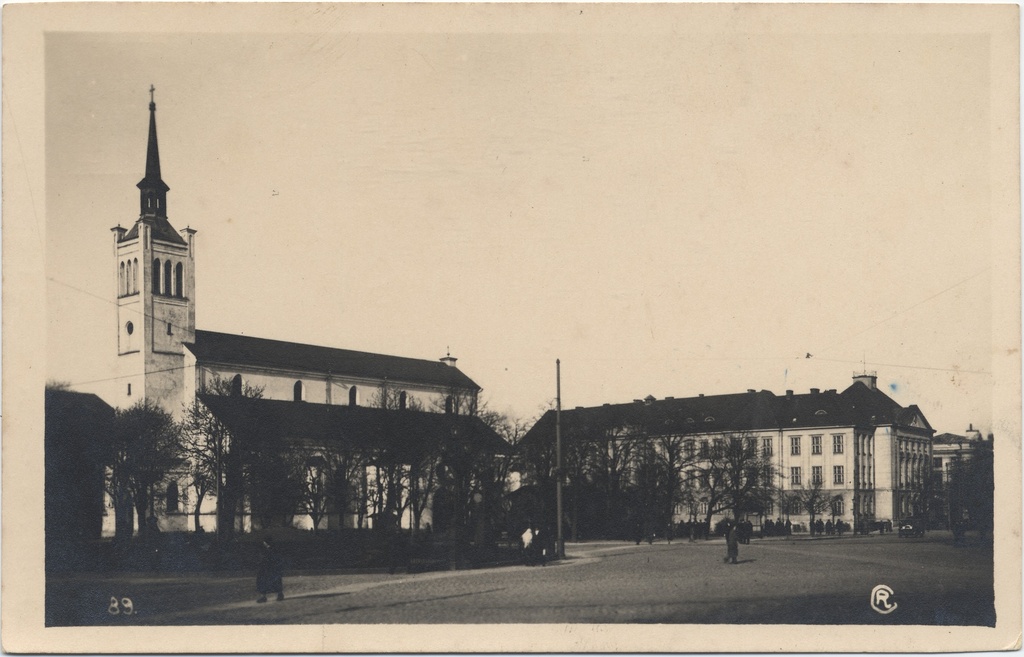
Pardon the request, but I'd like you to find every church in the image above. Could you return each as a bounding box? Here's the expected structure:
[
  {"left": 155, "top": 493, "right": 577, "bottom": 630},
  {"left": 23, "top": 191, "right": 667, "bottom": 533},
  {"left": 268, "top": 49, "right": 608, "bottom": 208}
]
[{"left": 101, "top": 91, "right": 505, "bottom": 536}]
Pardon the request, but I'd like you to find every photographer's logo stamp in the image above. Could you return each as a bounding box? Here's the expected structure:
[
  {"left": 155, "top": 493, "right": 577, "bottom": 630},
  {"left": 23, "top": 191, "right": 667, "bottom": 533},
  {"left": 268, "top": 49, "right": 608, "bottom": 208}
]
[{"left": 870, "top": 585, "right": 897, "bottom": 614}]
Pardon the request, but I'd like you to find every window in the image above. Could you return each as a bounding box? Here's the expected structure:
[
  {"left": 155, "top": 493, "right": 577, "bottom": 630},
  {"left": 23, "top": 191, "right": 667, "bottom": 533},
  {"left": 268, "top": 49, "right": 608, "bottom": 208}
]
[
  {"left": 699, "top": 440, "right": 709, "bottom": 458},
  {"left": 127, "top": 383, "right": 132, "bottom": 396},
  {"left": 132, "top": 258, "right": 138, "bottom": 294},
  {"left": 713, "top": 438, "right": 724, "bottom": 452},
  {"left": 164, "top": 260, "right": 173, "bottom": 296},
  {"left": 167, "top": 321, "right": 173, "bottom": 335},
  {"left": 833, "top": 435, "right": 844, "bottom": 454},
  {"left": 833, "top": 465, "right": 844, "bottom": 485},
  {"left": 230, "top": 374, "right": 242, "bottom": 397},
  {"left": 152, "top": 259, "right": 161, "bottom": 294},
  {"left": 399, "top": 391, "right": 407, "bottom": 409},
  {"left": 791, "top": 436, "right": 801, "bottom": 456},
  {"left": 175, "top": 263, "right": 184, "bottom": 298},
  {"left": 294, "top": 380, "right": 304, "bottom": 402},
  {"left": 125, "top": 321, "right": 134, "bottom": 335},
  {"left": 684, "top": 440, "right": 695, "bottom": 458},
  {"left": 832, "top": 496, "right": 844, "bottom": 516},
  {"left": 762, "top": 437, "right": 773, "bottom": 457},
  {"left": 811, "top": 435, "right": 822, "bottom": 455},
  {"left": 745, "top": 438, "right": 757, "bottom": 454},
  {"left": 119, "top": 262, "right": 126, "bottom": 296},
  {"left": 349, "top": 386, "right": 358, "bottom": 406},
  {"left": 764, "top": 499, "right": 774, "bottom": 516},
  {"left": 933, "top": 457, "right": 943, "bottom": 468},
  {"left": 166, "top": 481, "right": 179, "bottom": 513},
  {"left": 445, "top": 396, "right": 454, "bottom": 414},
  {"left": 790, "top": 467, "right": 802, "bottom": 485},
  {"left": 812, "top": 466, "right": 822, "bottom": 485}
]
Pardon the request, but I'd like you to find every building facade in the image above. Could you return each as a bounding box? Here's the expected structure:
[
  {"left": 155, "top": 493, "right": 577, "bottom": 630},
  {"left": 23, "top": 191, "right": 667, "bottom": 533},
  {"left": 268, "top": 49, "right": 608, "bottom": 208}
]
[{"left": 522, "top": 373, "right": 934, "bottom": 535}]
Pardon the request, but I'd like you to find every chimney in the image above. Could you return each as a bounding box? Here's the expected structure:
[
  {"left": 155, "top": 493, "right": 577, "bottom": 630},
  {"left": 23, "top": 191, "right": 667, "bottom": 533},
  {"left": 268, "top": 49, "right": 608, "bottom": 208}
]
[
  {"left": 786, "top": 390, "right": 793, "bottom": 398},
  {"left": 747, "top": 389, "right": 756, "bottom": 393},
  {"left": 698, "top": 393, "right": 704, "bottom": 398},
  {"left": 853, "top": 371, "right": 878, "bottom": 390},
  {"left": 810, "top": 388, "right": 820, "bottom": 394}
]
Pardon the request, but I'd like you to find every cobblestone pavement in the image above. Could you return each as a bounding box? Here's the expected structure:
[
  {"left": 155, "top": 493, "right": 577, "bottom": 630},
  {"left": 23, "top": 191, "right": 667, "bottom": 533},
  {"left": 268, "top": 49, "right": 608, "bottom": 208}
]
[{"left": 47, "top": 532, "right": 993, "bottom": 626}]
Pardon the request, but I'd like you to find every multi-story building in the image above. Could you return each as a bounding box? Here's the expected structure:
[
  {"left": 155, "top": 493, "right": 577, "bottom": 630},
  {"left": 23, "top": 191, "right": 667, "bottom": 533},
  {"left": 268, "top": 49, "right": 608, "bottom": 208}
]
[{"left": 522, "top": 373, "right": 934, "bottom": 534}]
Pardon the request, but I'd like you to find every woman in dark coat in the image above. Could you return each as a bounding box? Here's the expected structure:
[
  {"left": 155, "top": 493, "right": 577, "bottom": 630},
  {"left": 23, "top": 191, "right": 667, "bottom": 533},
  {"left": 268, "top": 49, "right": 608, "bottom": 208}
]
[{"left": 256, "top": 536, "right": 284, "bottom": 603}]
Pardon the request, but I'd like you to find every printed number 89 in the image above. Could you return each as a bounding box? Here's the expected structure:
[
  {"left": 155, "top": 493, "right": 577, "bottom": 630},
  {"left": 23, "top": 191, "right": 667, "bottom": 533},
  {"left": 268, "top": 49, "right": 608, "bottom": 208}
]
[{"left": 108, "top": 597, "right": 134, "bottom": 615}]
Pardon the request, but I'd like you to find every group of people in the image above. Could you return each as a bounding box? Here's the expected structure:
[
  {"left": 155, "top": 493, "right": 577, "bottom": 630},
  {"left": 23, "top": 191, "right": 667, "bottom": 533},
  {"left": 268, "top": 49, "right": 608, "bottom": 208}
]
[
  {"left": 762, "top": 518, "right": 793, "bottom": 537},
  {"left": 809, "top": 518, "right": 849, "bottom": 536}
]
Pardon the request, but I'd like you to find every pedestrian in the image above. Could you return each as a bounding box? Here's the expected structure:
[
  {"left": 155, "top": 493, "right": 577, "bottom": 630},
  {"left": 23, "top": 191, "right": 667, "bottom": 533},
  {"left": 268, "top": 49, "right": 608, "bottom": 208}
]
[
  {"left": 521, "top": 526, "right": 535, "bottom": 565},
  {"left": 724, "top": 522, "right": 739, "bottom": 564},
  {"left": 785, "top": 519, "right": 792, "bottom": 535},
  {"left": 256, "top": 536, "right": 285, "bottom": 603},
  {"left": 825, "top": 519, "right": 834, "bottom": 536}
]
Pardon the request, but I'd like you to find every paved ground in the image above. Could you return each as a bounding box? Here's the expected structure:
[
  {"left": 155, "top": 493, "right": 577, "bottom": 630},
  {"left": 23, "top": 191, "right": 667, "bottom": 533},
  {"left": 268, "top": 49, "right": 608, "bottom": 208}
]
[{"left": 47, "top": 531, "right": 993, "bottom": 626}]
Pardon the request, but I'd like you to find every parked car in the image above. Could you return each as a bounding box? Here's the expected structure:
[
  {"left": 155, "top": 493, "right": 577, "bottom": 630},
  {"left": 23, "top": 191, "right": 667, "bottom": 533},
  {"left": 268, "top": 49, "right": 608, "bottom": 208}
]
[{"left": 898, "top": 518, "right": 925, "bottom": 538}]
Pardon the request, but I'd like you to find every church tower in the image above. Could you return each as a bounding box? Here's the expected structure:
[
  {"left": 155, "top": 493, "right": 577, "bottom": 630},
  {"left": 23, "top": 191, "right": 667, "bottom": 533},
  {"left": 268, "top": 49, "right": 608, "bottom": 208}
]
[{"left": 110, "top": 87, "right": 196, "bottom": 415}]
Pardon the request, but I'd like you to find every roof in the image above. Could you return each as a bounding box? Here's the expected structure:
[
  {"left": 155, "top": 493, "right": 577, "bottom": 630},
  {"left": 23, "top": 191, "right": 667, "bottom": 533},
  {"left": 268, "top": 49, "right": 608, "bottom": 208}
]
[
  {"left": 198, "top": 394, "right": 510, "bottom": 457},
  {"left": 932, "top": 432, "right": 968, "bottom": 445},
  {"left": 120, "top": 216, "right": 187, "bottom": 245},
  {"left": 186, "top": 330, "right": 480, "bottom": 391},
  {"left": 45, "top": 389, "right": 115, "bottom": 426},
  {"left": 522, "top": 381, "right": 933, "bottom": 445}
]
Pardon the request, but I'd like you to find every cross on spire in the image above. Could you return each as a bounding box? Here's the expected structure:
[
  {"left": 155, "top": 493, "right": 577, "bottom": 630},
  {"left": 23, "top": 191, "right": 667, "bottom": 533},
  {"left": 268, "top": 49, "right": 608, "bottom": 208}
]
[{"left": 149, "top": 84, "right": 155, "bottom": 103}]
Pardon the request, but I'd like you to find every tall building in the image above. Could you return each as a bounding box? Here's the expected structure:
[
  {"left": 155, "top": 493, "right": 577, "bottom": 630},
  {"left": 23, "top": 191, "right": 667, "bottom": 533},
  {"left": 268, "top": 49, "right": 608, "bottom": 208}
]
[{"left": 97, "top": 91, "right": 502, "bottom": 536}]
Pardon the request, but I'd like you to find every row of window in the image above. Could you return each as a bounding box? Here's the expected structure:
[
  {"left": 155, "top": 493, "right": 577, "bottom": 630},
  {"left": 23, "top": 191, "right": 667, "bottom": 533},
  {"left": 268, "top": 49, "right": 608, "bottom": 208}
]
[
  {"left": 118, "top": 259, "right": 139, "bottom": 296},
  {"left": 152, "top": 258, "right": 184, "bottom": 298},
  {"left": 678, "top": 435, "right": 846, "bottom": 459},
  {"left": 791, "top": 434, "right": 844, "bottom": 456},
  {"left": 790, "top": 465, "right": 845, "bottom": 486}
]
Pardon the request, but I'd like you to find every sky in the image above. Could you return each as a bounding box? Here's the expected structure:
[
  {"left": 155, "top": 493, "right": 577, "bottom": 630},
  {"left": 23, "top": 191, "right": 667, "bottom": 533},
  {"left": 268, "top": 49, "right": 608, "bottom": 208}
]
[{"left": 42, "top": 6, "right": 1011, "bottom": 435}]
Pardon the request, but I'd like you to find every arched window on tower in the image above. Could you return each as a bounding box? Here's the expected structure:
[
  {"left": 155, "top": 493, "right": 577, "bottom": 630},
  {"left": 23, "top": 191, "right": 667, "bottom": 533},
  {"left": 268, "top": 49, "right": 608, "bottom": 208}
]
[
  {"left": 152, "top": 259, "right": 161, "bottom": 294},
  {"left": 119, "top": 262, "right": 126, "bottom": 297},
  {"left": 164, "top": 261, "right": 173, "bottom": 297},
  {"left": 132, "top": 258, "right": 139, "bottom": 294},
  {"left": 349, "top": 386, "right": 358, "bottom": 407},
  {"left": 294, "top": 380, "right": 304, "bottom": 402},
  {"left": 126, "top": 260, "right": 133, "bottom": 295},
  {"left": 175, "top": 263, "right": 184, "bottom": 298},
  {"left": 230, "top": 374, "right": 242, "bottom": 397}
]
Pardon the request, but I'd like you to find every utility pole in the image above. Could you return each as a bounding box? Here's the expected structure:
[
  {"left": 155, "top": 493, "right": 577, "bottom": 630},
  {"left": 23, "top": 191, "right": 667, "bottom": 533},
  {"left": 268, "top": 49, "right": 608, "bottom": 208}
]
[{"left": 556, "top": 359, "right": 565, "bottom": 559}]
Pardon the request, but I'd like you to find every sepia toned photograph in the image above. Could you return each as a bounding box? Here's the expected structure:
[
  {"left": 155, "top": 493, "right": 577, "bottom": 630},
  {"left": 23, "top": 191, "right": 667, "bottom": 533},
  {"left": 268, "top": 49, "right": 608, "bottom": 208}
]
[{"left": 3, "top": 3, "right": 1020, "bottom": 653}]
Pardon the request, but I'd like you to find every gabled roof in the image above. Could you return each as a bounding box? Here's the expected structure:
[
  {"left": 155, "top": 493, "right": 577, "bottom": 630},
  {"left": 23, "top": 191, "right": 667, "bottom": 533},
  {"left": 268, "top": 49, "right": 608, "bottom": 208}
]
[
  {"left": 186, "top": 330, "right": 480, "bottom": 391},
  {"left": 120, "top": 216, "right": 187, "bottom": 246},
  {"left": 198, "top": 394, "right": 509, "bottom": 458},
  {"left": 522, "top": 381, "right": 932, "bottom": 445}
]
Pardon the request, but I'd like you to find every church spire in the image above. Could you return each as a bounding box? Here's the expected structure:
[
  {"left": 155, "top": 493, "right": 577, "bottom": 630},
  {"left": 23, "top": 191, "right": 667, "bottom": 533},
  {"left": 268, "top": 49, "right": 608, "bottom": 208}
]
[{"left": 137, "top": 85, "right": 169, "bottom": 218}]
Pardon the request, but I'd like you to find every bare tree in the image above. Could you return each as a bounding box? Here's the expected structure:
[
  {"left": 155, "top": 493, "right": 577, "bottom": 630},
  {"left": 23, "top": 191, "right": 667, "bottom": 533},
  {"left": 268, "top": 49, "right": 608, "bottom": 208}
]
[
  {"left": 106, "top": 400, "right": 181, "bottom": 541},
  {"left": 688, "top": 433, "right": 777, "bottom": 528},
  {"left": 179, "top": 375, "right": 263, "bottom": 537},
  {"left": 790, "top": 479, "right": 835, "bottom": 534}
]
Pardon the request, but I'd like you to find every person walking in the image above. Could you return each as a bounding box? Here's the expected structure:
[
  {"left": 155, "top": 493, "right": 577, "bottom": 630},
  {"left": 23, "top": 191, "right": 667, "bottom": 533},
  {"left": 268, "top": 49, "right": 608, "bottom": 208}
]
[
  {"left": 521, "top": 526, "right": 535, "bottom": 565},
  {"left": 256, "top": 536, "right": 285, "bottom": 603},
  {"left": 724, "top": 522, "right": 739, "bottom": 564}
]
